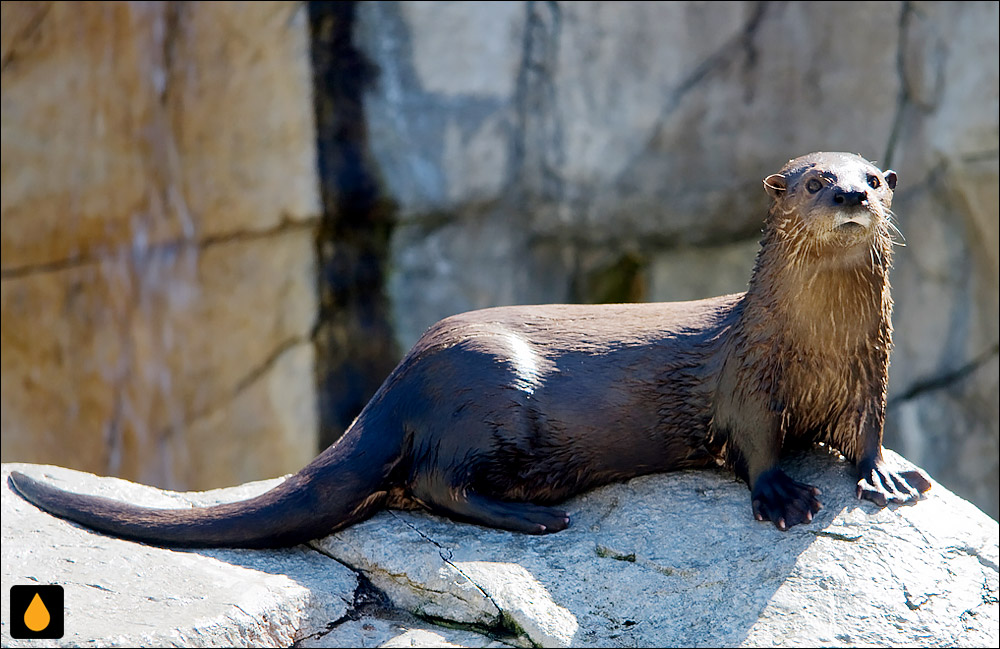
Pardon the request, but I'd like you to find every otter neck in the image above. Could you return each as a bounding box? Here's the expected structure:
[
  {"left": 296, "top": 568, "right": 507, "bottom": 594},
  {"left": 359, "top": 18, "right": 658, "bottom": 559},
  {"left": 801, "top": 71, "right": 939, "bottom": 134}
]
[{"left": 742, "top": 220, "right": 893, "bottom": 356}]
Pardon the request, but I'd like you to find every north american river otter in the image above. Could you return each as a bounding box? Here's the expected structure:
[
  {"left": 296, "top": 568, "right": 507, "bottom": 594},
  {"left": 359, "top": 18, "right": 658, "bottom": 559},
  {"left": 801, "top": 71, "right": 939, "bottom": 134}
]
[{"left": 10, "top": 151, "right": 932, "bottom": 548}]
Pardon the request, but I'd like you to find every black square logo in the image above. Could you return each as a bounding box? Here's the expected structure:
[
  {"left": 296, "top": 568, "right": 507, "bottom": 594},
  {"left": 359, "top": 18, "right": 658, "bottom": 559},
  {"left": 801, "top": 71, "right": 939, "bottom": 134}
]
[{"left": 9, "top": 585, "right": 64, "bottom": 639}]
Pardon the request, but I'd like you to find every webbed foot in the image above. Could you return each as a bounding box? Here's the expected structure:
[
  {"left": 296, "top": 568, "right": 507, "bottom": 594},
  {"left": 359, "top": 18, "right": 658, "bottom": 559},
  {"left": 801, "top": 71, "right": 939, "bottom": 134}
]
[
  {"left": 751, "top": 468, "right": 822, "bottom": 531},
  {"left": 424, "top": 490, "right": 570, "bottom": 534},
  {"left": 472, "top": 497, "right": 570, "bottom": 534}
]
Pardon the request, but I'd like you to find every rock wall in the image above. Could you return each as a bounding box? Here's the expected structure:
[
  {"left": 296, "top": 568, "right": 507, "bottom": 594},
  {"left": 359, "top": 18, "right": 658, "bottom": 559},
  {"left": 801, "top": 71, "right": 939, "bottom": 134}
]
[
  {"left": 352, "top": 1, "right": 999, "bottom": 518},
  {"left": 0, "top": 2, "right": 320, "bottom": 489},
  {"left": 1, "top": 1, "right": 997, "bottom": 520}
]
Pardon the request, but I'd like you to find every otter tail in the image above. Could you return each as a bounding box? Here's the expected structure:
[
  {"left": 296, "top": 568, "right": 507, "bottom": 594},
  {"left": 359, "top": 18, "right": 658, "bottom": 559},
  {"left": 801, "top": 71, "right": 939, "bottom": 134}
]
[{"left": 8, "top": 421, "right": 404, "bottom": 549}]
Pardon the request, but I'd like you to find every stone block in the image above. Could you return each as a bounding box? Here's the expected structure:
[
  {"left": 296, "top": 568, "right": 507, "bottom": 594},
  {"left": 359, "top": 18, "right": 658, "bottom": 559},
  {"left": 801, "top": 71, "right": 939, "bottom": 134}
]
[{"left": 1, "top": 1, "right": 321, "bottom": 489}]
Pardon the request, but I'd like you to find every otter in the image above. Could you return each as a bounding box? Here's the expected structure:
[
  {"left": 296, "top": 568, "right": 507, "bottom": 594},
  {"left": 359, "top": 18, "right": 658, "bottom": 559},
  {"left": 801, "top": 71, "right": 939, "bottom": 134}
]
[{"left": 10, "top": 151, "right": 931, "bottom": 548}]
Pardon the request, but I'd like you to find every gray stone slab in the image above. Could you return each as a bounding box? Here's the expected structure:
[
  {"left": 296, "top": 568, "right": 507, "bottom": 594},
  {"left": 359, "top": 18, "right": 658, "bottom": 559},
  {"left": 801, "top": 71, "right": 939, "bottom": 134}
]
[
  {"left": 2, "top": 464, "right": 357, "bottom": 647},
  {"left": 299, "top": 609, "right": 520, "bottom": 648},
  {"left": 4, "top": 448, "right": 996, "bottom": 648},
  {"left": 355, "top": 0, "right": 999, "bottom": 524},
  {"left": 315, "top": 448, "right": 998, "bottom": 648}
]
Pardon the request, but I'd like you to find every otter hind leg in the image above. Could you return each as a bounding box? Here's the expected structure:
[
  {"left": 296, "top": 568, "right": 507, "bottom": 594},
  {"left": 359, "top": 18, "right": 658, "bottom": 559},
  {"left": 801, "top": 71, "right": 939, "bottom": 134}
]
[
  {"left": 423, "top": 489, "right": 570, "bottom": 534},
  {"left": 750, "top": 468, "right": 823, "bottom": 531}
]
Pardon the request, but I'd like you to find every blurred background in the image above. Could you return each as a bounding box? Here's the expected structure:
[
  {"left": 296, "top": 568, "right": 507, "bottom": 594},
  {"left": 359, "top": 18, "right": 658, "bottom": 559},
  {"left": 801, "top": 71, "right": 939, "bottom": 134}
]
[{"left": 1, "top": 1, "right": 997, "bottom": 520}]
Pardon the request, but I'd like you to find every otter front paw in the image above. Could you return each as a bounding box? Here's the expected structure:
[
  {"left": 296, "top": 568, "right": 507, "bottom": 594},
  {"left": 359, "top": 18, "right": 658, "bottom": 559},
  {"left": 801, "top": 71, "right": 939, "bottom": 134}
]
[
  {"left": 856, "top": 460, "right": 931, "bottom": 507},
  {"left": 751, "top": 468, "right": 822, "bottom": 531}
]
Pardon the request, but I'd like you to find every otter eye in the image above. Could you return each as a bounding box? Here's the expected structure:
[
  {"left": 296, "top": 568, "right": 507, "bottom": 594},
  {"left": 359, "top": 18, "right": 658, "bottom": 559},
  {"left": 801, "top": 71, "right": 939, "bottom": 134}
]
[
  {"left": 806, "top": 178, "right": 822, "bottom": 193},
  {"left": 867, "top": 174, "right": 881, "bottom": 189}
]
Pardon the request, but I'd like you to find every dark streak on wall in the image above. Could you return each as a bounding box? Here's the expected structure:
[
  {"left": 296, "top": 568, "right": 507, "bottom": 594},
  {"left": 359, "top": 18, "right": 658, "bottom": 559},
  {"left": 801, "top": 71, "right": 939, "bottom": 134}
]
[{"left": 308, "top": 1, "right": 400, "bottom": 449}]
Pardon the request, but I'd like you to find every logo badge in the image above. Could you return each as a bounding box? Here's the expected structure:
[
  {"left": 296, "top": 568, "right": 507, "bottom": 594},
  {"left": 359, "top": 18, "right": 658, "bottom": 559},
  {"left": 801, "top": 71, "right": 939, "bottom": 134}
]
[{"left": 10, "top": 585, "right": 64, "bottom": 639}]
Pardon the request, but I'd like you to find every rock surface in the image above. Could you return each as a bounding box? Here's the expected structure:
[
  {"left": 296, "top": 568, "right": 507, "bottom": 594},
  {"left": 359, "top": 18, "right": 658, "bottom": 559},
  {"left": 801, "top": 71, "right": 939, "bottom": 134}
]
[
  {"left": 879, "top": 2, "right": 1000, "bottom": 520},
  {"left": 354, "top": 1, "right": 1000, "bottom": 521},
  {"left": 316, "top": 448, "right": 998, "bottom": 648},
  {"left": 1, "top": 464, "right": 355, "bottom": 648},
  {"left": 4, "top": 449, "right": 997, "bottom": 647},
  {"left": 1, "top": 1, "right": 321, "bottom": 490}
]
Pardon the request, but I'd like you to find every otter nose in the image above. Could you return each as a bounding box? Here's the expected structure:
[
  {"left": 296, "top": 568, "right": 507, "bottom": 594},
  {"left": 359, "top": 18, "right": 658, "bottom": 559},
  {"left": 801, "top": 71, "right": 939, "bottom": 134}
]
[{"left": 833, "top": 189, "right": 868, "bottom": 206}]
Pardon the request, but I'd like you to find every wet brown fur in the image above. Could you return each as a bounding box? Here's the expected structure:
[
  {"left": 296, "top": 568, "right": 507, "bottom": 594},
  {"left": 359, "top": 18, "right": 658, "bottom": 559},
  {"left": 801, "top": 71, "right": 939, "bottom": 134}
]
[{"left": 9, "top": 152, "right": 931, "bottom": 547}]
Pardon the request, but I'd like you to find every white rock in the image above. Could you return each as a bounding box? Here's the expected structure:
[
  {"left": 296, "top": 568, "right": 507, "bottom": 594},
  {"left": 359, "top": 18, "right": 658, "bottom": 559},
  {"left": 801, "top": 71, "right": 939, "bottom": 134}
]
[
  {"left": 4, "top": 449, "right": 996, "bottom": 648},
  {"left": 1, "top": 464, "right": 357, "bottom": 648},
  {"left": 315, "top": 448, "right": 998, "bottom": 648}
]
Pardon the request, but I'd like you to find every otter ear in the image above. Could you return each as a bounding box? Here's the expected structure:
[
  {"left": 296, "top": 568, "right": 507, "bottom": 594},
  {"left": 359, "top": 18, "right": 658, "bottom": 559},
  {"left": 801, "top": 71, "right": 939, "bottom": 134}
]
[
  {"left": 883, "top": 169, "right": 897, "bottom": 190},
  {"left": 763, "top": 173, "right": 787, "bottom": 199}
]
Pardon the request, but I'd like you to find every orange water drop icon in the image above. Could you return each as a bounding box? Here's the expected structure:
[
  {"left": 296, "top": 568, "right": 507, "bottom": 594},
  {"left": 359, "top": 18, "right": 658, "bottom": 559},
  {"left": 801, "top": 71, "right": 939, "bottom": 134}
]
[{"left": 24, "top": 592, "right": 51, "bottom": 632}]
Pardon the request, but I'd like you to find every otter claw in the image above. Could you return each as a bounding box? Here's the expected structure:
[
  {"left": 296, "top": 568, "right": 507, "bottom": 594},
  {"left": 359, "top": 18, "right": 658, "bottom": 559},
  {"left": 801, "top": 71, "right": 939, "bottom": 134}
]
[{"left": 857, "top": 461, "right": 931, "bottom": 507}]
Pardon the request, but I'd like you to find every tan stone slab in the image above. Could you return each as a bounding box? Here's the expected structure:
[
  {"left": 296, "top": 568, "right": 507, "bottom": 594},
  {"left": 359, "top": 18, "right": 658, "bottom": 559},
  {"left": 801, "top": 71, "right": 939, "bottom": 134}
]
[
  {"left": 1, "top": 1, "right": 319, "bottom": 271},
  {"left": 2, "top": 228, "right": 318, "bottom": 490}
]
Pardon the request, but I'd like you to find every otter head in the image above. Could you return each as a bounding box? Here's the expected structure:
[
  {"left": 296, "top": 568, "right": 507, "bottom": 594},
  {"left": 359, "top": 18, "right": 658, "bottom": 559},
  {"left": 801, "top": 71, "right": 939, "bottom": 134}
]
[{"left": 762, "top": 152, "right": 897, "bottom": 264}]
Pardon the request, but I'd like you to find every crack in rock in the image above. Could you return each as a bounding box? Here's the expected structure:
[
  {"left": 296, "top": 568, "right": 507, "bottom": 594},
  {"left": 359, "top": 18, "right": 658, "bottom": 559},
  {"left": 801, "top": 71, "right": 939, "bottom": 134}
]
[
  {"left": 0, "top": 220, "right": 317, "bottom": 280},
  {"left": 889, "top": 344, "right": 1000, "bottom": 406},
  {"left": 950, "top": 544, "right": 1000, "bottom": 574},
  {"left": 392, "top": 513, "right": 504, "bottom": 617}
]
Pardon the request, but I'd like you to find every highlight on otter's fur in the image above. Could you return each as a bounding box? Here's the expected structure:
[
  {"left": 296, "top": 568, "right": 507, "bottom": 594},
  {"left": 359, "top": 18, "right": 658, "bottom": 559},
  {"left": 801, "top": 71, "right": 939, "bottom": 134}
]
[{"left": 9, "top": 151, "right": 932, "bottom": 548}]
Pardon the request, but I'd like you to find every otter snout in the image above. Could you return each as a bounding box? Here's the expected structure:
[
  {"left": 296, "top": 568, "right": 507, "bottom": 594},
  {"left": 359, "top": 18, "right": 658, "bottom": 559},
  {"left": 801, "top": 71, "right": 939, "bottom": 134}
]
[{"left": 833, "top": 188, "right": 869, "bottom": 206}]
